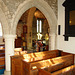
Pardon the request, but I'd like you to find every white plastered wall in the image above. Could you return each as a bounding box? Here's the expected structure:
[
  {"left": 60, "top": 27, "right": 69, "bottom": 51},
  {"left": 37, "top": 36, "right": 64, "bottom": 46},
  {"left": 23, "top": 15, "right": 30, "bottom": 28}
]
[{"left": 57, "top": 0, "right": 75, "bottom": 54}]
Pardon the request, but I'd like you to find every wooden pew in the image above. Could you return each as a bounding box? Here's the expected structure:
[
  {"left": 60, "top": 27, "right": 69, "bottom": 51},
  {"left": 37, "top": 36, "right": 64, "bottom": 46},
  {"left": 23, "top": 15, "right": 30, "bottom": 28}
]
[
  {"left": 14, "top": 48, "right": 22, "bottom": 52},
  {"left": 0, "top": 57, "right": 5, "bottom": 69},
  {"left": 0, "top": 50, "right": 5, "bottom": 54},
  {"left": 19, "top": 51, "right": 27, "bottom": 55},
  {"left": 22, "top": 50, "right": 60, "bottom": 62},
  {"left": 11, "top": 50, "right": 61, "bottom": 75},
  {"left": 52, "top": 65, "right": 75, "bottom": 75},
  {"left": 0, "top": 44, "right": 5, "bottom": 50},
  {"left": 14, "top": 51, "right": 20, "bottom": 55},
  {"left": 11, "top": 50, "right": 72, "bottom": 75},
  {"left": 22, "top": 54, "right": 74, "bottom": 75},
  {"left": 11, "top": 55, "right": 23, "bottom": 75},
  {"left": 0, "top": 45, "right": 5, "bottom": 71},
  {"left": 38, "top": 65, "right": 75, "bottom": 75},
  {"left": 14, "top": 50, "right": 27, "bottom": 55},
  {"left": 0, "top": 53, "right": 5, "bottom": 57}
]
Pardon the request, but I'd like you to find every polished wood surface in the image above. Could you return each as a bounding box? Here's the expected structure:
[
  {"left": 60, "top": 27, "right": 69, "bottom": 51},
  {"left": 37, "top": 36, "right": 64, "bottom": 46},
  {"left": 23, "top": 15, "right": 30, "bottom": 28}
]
[
  {"left": 11, "top": 55, "right": 23, "bottom": 75},
  {"left": 51, "top": 65, "right": 75, "bottom": 75},
  {"left": 22, "top": 54, "right": 74, "bottom": 75},
  {"left": 14, "top": 51, "right": 27, "bottom": 55},
  {"left": 0, "top": 45, "right": 5, "bottom": 69},
  {"left": 38, "top": 55, "right": 74, "bottom": 75},
  {"left": 11, "top": 50, "right": 60, "bottom": 75},
  {"left": 38, "top": 65, "right": 75, "bottom": 75},
  {"left": 11, "top": 50, "right": 73, "bottom": 75},
  {"left": 38, "top": 68, "right": 51, "bottom": 75},
  {"left": 0, "top": 57, "right": 5, "bottom": 69}
]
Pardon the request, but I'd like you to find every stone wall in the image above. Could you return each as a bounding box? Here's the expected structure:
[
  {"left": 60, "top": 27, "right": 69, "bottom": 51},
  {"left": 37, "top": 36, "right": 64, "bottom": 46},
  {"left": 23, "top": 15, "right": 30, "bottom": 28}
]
[
  {"left": 0, "top": 0, "right": 57, "bottom": 50},
  {"left": 1, "top": 0, "right": 57, "bottom": 19},
  {"left": 0, "top": 0, "right": 57, "bottom": 35}
]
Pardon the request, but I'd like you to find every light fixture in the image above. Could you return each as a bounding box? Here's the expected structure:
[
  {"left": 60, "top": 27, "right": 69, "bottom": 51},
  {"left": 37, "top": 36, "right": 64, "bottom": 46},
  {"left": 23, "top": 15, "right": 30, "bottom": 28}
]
[
  {"left": 37, "top": 33, "right": 42, "bottom": 40},
  {"left": 34, "top": 9, "right": 45, "bottom": 19},
  {"left": 45, "top": 33, "right": 49, "bottom": 40}
]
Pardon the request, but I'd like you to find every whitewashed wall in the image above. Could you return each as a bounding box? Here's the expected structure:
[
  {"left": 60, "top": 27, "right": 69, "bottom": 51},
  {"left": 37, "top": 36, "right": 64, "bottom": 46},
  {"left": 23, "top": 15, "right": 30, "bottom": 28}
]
[{"left": 57, "top": 0, "right": 75, "bottom": 54}]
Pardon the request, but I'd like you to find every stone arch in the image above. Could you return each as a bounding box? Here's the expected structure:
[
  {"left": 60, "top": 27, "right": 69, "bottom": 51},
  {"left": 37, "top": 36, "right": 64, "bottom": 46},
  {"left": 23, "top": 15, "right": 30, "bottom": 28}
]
[
  {"left": 11, "top": 0, "right": 57, "bottom": 49},
  {"left": 0, "top": 8, "right": 9, "bottom": 36}
]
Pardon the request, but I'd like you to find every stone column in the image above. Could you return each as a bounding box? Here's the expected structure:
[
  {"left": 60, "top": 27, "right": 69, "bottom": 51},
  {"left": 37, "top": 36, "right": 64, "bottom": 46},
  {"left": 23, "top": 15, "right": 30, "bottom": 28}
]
[
  {"left": 27, "top": 7, "right": 36, "bottom": 50},
  {"left": 49, "top": 34, "right": 56, "bottom": 50},
  {"left": 4, "top": 35, "right": 16, "bottom": 75}
]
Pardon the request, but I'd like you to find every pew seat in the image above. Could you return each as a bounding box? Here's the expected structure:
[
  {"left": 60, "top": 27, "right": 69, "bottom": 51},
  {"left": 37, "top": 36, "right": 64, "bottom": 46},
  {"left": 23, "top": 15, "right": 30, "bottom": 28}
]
[
  {"left": 22, "top": 54, "right": 74, "bottom": 75},
  {"left": 11, "top": 50, "right": 72, "bottom": 75},
  {"left": 38, "top": 65, "right": 75, "bottom": 75}
]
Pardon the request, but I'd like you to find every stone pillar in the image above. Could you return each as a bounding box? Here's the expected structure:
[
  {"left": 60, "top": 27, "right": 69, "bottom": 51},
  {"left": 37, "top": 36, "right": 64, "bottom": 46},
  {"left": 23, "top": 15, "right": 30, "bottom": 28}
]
[
  {"left": 4, "top": 35, "right": 16, "bottom": 75},
  {"left": 27, "top": 7, "right": 36, "bottom": 50},
  {"left": 49, "top": 34, "right": 56, "bottom": 50}
]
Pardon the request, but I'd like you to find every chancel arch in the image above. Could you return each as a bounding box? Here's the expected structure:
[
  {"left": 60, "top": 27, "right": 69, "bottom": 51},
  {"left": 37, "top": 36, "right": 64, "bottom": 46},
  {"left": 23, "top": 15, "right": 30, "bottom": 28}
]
[
  {"left": 15, "top": 7, "right": 50, "bottom": 52},
  {"left": 0, "top": 8, "right": 9, "bottom": 35},
  {"left": 11, "top": 0, "right": 57, "bottom": 50}
]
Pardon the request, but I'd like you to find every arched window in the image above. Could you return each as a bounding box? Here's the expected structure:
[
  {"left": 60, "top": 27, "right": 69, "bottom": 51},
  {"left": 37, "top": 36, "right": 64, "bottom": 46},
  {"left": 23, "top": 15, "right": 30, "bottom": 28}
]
[
  {"left": 0, "top": 23, "right": 2, "bottom": 37},
  {"left": 37, "top": 19, "right": 42, "bottom": 33}
]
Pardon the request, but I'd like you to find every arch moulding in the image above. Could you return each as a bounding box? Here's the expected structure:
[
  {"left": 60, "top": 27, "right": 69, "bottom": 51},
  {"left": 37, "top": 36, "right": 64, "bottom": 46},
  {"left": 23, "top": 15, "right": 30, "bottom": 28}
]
[
  {"left": 12, "top": 0, "right": 57, "bottom": 49},
  {"left": 0, "top": 8, "right": 9, "bottom": 35}
]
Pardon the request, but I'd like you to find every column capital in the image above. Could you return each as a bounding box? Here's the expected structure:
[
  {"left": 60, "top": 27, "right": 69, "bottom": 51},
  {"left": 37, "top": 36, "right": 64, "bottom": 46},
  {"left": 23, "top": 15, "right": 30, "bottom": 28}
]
[{"left": 4, "top": 34, "right": 16, "bottom": 39}]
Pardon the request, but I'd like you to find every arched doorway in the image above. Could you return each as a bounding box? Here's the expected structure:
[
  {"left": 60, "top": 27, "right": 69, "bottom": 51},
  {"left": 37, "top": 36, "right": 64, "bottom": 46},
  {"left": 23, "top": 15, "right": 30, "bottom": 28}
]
[
  {"left": 12, "top": 0, "right": 57, "bottom": 50},
  {"left": 15, "top": 7, "right": 49, "bottom": 53}
]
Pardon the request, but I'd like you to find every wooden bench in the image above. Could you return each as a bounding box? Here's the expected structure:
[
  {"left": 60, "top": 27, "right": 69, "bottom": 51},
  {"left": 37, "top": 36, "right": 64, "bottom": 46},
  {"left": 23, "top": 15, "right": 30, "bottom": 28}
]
[
  {"left": 0, "top": 46, "right": 5, "bottom": 70},
  {"left": 11, "top": 50, "right": 60, "bottom": 75},
  {"left": 38, "top": 54, "right": 75, "bottom": 75},
  {"left": 14, "top": 51, "right": 27, "bottom": 55},
  {"left": 22, "top": 50, "right": 60, "bottom": 62},
  {"left": 0, "top": 53, "right": 5, "bottom": 57},
  {"left": 22, "top": 54, "right": 74, "bottom": 75},
  {"left": 0, "top": 44, "right": 5, "bottom": 50},
  {"left": 0, "top": 57, "right": 5, "bottom": 69},
  {"left": 38, "top": 64, "right": 75, "bottom": 75},
  {"left": 0, "top": 50, "right": 5, "bottom": 54},
  {"left": 11, "top": 50, "right": 72, "bottom": 75}
]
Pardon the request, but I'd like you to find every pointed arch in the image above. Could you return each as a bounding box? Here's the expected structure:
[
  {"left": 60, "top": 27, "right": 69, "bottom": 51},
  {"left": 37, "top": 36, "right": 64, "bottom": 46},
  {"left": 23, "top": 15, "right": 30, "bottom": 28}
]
[
  {"left": 11, "top": 0, "right": 57, "bottom": 49},
  {"left": 0, "top": 8, "right": 9, "bottom": 36},
  {"left": 11, "top": 0, "right": 57, "bottom": 34}
]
